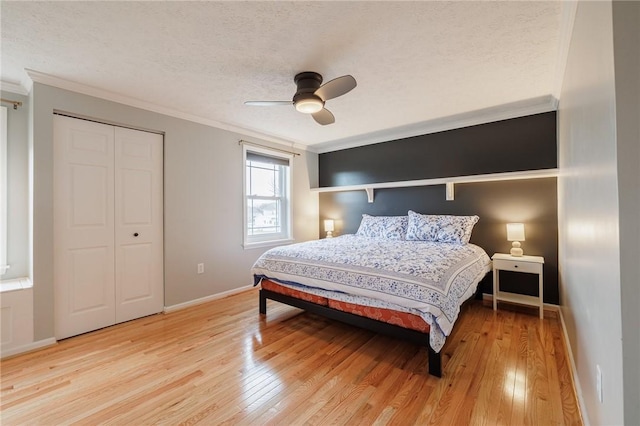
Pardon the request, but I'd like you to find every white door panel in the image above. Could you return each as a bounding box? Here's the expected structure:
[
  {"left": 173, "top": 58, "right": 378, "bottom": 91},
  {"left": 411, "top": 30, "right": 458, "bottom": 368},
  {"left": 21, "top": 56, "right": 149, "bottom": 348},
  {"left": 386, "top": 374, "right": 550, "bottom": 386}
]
[
  {"left": 69, "top": 164, "right": 110, "bottom": 228},
  {"left": 115, "top": 126, "right": 163, "bottom": 323},
  {"left": 120, "top": 169, "right": 152, "bottom": 225},
  {"left": 119, "top": 243, "right": 152, "bottom": 302},
  {"left": 54, "top": 116, "right": 115, "bottom": 339},
  {"left": 54, "top": 116, "right": 164, "bottom": 338},
  {"left": 69, "top": 246, "right": 112, "bottom": 313}
]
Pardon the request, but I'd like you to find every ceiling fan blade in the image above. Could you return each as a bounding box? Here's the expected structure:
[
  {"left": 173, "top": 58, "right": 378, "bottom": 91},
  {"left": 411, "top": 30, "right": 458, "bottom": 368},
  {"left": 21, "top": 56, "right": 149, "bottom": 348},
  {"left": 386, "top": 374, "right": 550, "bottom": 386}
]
[
  {"left": 315, "top": 75, "right": 357, "bottom": 101},
  {"left": 244, "top": 101, "right": 292, "bottom": 106},
  {"left": 312, "top": 108, "right": 335, "bottom": 125}
]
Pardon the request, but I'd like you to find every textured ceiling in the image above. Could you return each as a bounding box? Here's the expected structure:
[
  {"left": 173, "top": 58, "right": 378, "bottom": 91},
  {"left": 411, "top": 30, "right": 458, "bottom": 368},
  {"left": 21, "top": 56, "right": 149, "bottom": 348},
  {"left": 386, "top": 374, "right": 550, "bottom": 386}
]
[{"left": 1, "top": 1, "right": 564, "bottom": 149}]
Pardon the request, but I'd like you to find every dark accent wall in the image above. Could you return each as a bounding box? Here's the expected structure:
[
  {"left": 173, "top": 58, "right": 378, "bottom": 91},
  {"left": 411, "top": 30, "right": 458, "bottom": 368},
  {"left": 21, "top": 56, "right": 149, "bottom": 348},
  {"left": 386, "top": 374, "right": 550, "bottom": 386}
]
[
  {"left": 318, "top": 112, "right": 559, "bottom": 304},
  {"left": 319, "top": 111, "right": 557, "bottom": 187}
]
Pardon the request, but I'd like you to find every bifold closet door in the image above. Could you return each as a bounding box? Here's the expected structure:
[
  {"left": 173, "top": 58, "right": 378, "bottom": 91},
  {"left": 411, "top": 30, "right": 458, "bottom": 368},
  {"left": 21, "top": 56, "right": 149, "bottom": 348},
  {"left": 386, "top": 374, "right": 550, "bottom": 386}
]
[
  {"left": 54, "top": 116, "right": 163, "bottom": 340},
  {"left": 114, "top": 126, "right": 163, "bottom": 324},
  {"left": 54, "top": 116, "right": 117, "bottom": 339}
]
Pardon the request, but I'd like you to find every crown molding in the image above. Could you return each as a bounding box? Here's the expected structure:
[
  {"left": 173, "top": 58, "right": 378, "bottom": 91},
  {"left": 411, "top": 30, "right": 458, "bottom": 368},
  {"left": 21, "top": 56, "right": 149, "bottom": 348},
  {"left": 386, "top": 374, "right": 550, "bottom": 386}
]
[
  {"left": 24, "top": 69, "right": 309, "bottom": 152},
  {"left": 0, "top": 80, "right": 29, "bottom": 96},
  {"left": 312, "top": 95, "right": 558, "bottom": 153}
]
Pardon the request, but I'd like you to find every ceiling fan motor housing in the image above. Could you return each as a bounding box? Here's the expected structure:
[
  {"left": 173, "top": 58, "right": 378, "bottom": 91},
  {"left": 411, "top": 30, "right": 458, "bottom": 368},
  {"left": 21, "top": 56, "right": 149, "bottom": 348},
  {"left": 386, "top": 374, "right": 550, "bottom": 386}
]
[
  {"left": 294, "top": 72, "right": 323, "bottom": 94},
  {"left": 293, "top": 72, "right": 325, "bottom": 113}
]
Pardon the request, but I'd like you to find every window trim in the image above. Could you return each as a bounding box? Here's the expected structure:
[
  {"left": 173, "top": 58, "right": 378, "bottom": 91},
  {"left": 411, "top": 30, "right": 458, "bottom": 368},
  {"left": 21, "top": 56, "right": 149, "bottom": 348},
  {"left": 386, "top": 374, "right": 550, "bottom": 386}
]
[
  {"left": 0, "top": 106, "right": 8, "bottom": 275},
  {"left": 242, "top": 145, "right": 293, "bottom": 249}
]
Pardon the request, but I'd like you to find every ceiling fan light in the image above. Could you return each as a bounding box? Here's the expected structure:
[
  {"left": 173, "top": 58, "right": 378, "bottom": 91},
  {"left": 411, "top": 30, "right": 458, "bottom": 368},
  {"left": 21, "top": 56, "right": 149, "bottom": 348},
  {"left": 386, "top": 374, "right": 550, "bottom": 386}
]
[{"left": 295, "top": 98, "right": 323, "bottom": 114}]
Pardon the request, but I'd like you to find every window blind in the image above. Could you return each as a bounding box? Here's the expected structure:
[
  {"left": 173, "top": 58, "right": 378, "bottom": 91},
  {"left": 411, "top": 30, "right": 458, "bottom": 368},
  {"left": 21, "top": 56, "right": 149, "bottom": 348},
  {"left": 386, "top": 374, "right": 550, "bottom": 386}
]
[{"left": 246, "top": 151, "right": 290, "bottom": 167}]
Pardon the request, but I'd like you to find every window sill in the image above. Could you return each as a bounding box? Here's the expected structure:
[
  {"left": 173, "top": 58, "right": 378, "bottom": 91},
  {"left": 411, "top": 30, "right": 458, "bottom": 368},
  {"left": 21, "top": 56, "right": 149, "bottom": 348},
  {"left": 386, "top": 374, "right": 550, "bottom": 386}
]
[
  {"left": 243, "top": 239, "right": 295, "bottom": 250},
  {"left": 0, "top": 277, "right": 33, "bottom": 293}
]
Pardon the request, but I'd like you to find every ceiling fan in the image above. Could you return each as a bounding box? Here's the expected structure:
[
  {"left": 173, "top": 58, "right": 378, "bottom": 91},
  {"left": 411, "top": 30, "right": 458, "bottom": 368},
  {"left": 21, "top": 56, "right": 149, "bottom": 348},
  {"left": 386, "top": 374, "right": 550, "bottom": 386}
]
[{"left": 244, "top": 71, "right": 357, "bottom": 125}]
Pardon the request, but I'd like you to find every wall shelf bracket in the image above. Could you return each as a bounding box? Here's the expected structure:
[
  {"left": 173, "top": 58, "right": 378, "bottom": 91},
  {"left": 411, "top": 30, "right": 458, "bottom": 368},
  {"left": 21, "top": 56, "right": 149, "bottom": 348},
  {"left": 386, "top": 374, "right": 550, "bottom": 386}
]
[
  {"left": 365, "top": 188, "right": 374, "bottom": 203},
  {"left": 446, "top": 182, "right": 455, "bottom": 201}
]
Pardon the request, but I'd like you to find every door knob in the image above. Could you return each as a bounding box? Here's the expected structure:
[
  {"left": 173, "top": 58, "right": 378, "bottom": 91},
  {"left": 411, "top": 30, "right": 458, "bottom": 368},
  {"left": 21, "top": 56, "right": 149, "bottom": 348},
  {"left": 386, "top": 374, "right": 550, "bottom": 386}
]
[{"left": 133, "top": 233, "right": 139, "bottom": 237}]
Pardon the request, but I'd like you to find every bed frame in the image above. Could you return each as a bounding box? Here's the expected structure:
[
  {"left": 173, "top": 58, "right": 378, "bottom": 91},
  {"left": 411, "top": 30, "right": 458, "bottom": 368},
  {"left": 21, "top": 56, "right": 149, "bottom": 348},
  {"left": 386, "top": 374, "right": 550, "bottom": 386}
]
[{"left": 259, "top": 288, "right": 442, "bottom": 377}]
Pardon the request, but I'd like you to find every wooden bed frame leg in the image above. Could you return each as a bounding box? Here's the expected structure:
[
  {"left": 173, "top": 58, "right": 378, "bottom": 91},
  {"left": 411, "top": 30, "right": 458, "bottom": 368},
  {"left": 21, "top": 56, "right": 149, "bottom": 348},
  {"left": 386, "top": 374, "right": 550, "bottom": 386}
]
[
  {"left": 259, "top": 290, "right": 267, "bottom": 315},
  {"left": 428, "top": 346, "right": 442, "bottom": 378}
]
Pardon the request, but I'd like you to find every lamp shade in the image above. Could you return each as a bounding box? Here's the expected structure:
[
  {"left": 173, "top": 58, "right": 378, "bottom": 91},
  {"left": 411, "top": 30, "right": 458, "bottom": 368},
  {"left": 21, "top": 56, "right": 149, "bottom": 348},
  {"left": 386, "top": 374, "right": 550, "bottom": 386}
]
[
  {"left": 324, "top": 219, "right": 335, "bottom": 232},
  {"left": 506, "top": 223, "right": 525, "bottom": 241}
]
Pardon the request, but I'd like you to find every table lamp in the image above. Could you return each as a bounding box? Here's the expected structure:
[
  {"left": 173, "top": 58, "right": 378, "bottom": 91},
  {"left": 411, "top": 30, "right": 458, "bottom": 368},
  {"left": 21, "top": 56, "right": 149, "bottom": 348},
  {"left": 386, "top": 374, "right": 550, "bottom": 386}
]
[
  {"left": 324, "top": 219, "right": 334, "bottom": 238},
  {"left": 507, "top": 223, "right": 525, "bottom": 257}
]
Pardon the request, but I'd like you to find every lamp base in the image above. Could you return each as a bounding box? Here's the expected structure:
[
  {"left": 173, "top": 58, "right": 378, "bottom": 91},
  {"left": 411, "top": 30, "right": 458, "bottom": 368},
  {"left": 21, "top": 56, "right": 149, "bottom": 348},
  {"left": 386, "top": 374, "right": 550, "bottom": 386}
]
[
  {"left": 326, "top": 231, "right": 333, "bottom": 238},
  {"left": 510, "top": 241, "right": 523, "bottom": 257}
]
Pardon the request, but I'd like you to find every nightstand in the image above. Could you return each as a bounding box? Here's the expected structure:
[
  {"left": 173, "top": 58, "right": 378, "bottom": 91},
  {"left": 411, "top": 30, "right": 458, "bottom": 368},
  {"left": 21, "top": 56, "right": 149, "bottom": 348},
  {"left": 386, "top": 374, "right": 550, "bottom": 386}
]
[{"left": 492, "top": 253, "right": 544, "bottom": 318}]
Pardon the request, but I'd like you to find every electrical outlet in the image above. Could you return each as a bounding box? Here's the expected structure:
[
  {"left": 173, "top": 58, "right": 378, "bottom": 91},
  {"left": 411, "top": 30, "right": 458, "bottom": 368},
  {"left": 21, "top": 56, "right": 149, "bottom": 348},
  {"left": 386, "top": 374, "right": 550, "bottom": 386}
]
[
  {"left": 596, "top": 364, "right": 603, "bottom": 403},
  {"left": 197, "top": 263, "right": 204, "bottom": 274}
]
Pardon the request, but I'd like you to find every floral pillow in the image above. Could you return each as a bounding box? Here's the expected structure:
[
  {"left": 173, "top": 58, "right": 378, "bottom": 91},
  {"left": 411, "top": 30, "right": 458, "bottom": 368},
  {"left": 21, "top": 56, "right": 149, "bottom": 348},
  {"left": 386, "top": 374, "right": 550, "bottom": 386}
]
[
  {"left": 406, "top": 210, "right": 479, "bottom": 244},
  {"left": 356, "top": 214, "right": 408, "bottom": 240},
  {"left": 405, "top": 210, "right": 439, "bottom": 241}
]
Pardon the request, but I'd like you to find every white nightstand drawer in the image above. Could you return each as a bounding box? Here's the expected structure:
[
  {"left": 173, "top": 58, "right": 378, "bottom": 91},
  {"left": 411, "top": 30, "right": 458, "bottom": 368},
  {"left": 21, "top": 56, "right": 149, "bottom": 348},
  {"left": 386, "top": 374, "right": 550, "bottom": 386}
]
[{"left": 492, "top": 259, "right": 541, "bottom": 274}]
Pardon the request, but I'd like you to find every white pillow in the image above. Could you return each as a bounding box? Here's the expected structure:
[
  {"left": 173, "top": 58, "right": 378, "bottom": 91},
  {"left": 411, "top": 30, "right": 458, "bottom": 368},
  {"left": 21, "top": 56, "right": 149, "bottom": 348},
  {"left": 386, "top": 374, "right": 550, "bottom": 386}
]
[
  {"left": 406, "top": 211, "right": 479, "bottom": 244},
  {"left": 356, "top": 214, "right": 408, "bottom": 240}
]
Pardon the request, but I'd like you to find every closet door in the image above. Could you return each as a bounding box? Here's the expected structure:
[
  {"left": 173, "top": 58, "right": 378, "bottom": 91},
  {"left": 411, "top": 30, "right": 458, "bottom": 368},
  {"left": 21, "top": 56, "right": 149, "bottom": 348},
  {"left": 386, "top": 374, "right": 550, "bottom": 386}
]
[
  {"left": 54, "top": 116, "right": 164, "bottom": 339},
  {"left": 54, "top": 116, "right": 116, "bottom": 339},
  {"left": 114, "top": 127, "right": 163, "bottom": 323}
]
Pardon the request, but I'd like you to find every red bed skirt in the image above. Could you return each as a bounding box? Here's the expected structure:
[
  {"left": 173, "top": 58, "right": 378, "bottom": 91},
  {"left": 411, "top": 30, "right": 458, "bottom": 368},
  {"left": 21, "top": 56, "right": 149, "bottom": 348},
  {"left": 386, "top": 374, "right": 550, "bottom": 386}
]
[{"left": 260, "top": 279, "right": 430, "bottom": 334}]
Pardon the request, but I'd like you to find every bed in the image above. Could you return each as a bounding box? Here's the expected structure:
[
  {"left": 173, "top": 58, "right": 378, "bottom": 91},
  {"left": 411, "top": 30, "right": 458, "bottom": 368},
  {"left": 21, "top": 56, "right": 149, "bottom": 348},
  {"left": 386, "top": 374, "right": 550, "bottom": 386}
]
[{"left": 251, "top": 212, "right": 492, "bottom": 377}]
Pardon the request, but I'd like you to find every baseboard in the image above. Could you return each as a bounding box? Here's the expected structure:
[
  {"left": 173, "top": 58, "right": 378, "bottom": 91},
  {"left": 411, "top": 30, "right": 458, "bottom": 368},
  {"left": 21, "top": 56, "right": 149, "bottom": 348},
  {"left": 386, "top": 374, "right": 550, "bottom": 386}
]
[
  {"left": 163, "top": 285, "right": 254, "bottom": 313},
  {"left": 481, "top": 292, "right": 560, "bottom": 312},
  {"left": 557, "top": 307, "right": 589, "bottom": 426},
  {"left": 1, "top": 337, "right": 57, "bottom": 359}
]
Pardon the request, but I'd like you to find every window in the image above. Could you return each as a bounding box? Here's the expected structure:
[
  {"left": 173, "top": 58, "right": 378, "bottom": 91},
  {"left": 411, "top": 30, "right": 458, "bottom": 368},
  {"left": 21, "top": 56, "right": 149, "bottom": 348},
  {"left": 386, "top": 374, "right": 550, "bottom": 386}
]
[{"left": 243, "top": 145, "right": 293, "bottom": 248}]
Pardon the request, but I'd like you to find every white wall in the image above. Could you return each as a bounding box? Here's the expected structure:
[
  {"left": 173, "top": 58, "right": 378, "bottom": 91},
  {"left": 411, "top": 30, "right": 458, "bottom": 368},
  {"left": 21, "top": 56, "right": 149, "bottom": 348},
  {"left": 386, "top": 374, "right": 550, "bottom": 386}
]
[
  {"left": 558, "top": 1, "right": 634, "bottom": 424},
  {"left": 31, "top": 83, "right": 318, "bottom": 340},
  {"left": 1, "top": 284, "right": 34, "bottom": 356}
]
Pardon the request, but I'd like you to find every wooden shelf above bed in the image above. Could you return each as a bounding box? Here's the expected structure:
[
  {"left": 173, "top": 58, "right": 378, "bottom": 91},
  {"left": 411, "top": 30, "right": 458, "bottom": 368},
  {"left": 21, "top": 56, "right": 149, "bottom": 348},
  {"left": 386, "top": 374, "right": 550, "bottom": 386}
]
[{"left": 311, "top": 168, "right": 559, "bottom": 203}]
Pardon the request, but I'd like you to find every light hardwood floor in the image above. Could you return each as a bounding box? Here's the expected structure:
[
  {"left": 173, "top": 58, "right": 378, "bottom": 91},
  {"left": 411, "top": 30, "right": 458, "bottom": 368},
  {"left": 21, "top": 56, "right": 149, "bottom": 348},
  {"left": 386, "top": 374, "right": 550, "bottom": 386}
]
[{"left": 1, "top": 289, "right": 582, "bottom": 425}]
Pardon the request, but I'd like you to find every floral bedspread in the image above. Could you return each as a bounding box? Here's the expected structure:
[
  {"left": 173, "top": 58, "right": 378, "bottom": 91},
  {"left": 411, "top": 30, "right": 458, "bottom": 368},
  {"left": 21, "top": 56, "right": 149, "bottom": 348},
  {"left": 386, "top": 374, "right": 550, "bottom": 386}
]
[{"left": 251, "top": 234, "right": 491, "bottom": 352}]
